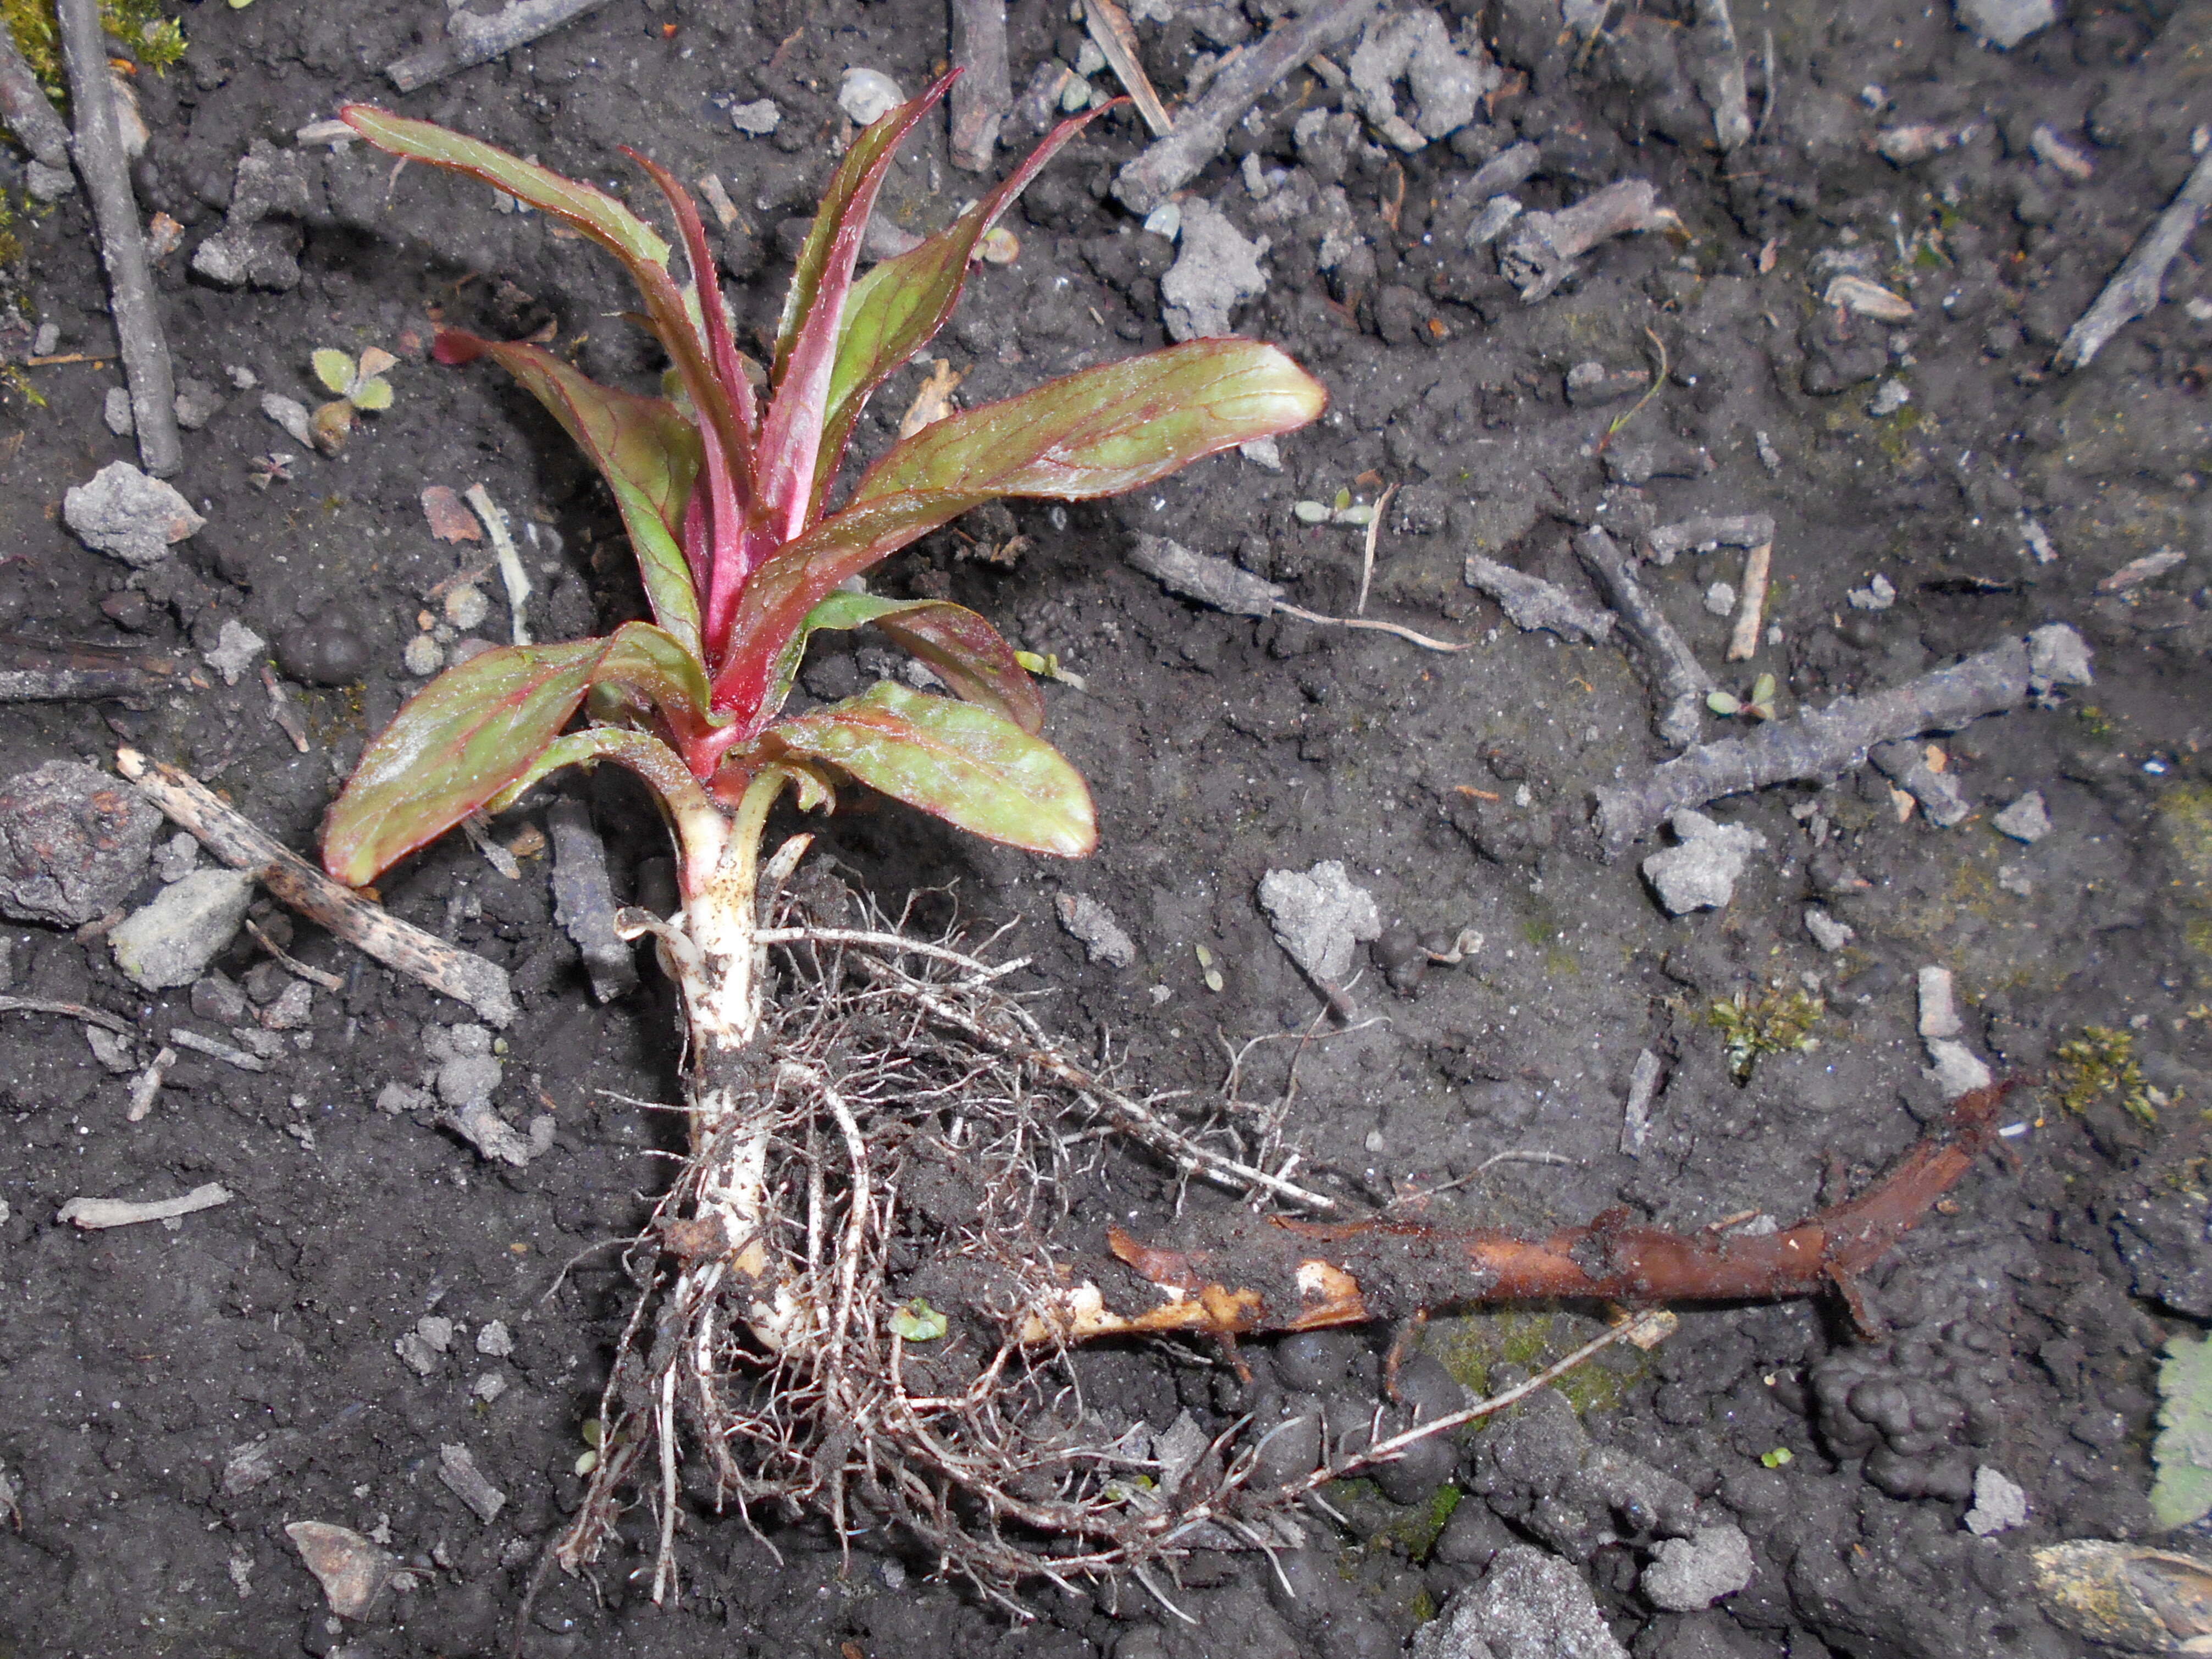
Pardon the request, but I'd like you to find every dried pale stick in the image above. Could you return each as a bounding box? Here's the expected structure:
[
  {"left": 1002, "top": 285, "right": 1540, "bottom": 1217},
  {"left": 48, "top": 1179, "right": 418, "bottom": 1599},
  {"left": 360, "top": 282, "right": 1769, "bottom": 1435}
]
[
  {"left": 246, "top": 918, "right": 346, "bottom": 990},
  {"left": 2056, "top": 146, "right": 2212, "bottom": 372},
  {"left": 948, "top": 0, "right": 1013, "bottom": 170},
  {"left": 386, "top": 0, "right": 607, "bottom": 93},
  {"left": 1727, "top": 540, "right": 1772, "bottom": 661},
  {"left": 1690, "top": 0, "right": 1750, "bottom": 152},
  {"left": 0, "top": 996, "right": 133, "bottom": 1035},
  {"left": 57, "top": 0, "right": 180, "bottom": 476},
  {"left": 115, "top": 748, "right": 517, "bottom": 1026},
  {"left": 1498, "top": 178, "right": 1680, "bottom": 302},
  {"left": 1574, "top": 526, "right": 1713, "bottom": 748},
  {"left": 1084, "top": 0, "right": 1174, "bottom": 137},
  {"left": 168, "top": 1027, "right": 268, "bottom": 1072},
  {"left": 1355, "top": 483, "right": 1394, "bottom": 616},
  {"left": 127, "top": 1046, "right": 176, "bottom": 1122},
  {"left": 464, "top": 484, "right": 533, "bottom": 646},
  {"left": 59, "top": 1182, "right": 233, "bottom": 1229}
]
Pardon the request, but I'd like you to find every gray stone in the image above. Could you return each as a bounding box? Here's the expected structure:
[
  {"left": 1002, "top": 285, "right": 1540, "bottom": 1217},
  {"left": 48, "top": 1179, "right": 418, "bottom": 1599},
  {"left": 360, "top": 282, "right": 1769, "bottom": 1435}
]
[
  {"left": 731, "top": 98, "right": 782, "bottom": 136},
  {"left": 191, "top": 971, "right": 249, "bottom": 1025},
  {"left": 475, "top": 1319, "right": 515, "bottom": 1358},
  {"left": 1703, "top": 582, "right": 1736, "bottom": 616},
  {"left": 2027, "top": 622, "right": 2093, "bottom": 689},
  {"left": 436, "top": 1443, "right": 506, "bottom": 1524},
  {"left": 154, "top": 832, "right": 201, "bottom": 882},
  {"left": 1640, "top": 1524, "right": 1754, "bottom": 1611},
  {"left": 1258, "top": 861, "right": 1381, "bottom": 986},
  {"left": 374, "top": 1080, "right": 428, "bottom": 1116},
  {"left": 1965, "top": 1466, "right": 2029, "bottom": 1535},
  {"left": 1348, "top": 9, "right": 1494, "bottom": 145},
  {"left": 1871, "top": 740, "right": 1971, "bottom": 827},
  {"left": 1956, "top": 0, "right": 2055, "bottom": 48},
  {"left": 1924, "top": 1038, "right": 1993, "bottom": 1099},
  {"left": 259, "top": 979, "right": 313, "bottom": 1031},
  {"left": 85, "top": 1024, "right": 136, "bottom": 1074},
  {"left": 63, "top": 461, "right": 206, "bottom": 567},
  {"left": 201, "top": 620, "right": 266, "bottom": 688},
  {"left": 172, "top": 379, "right": 225, "bottom": 430},
  {"left": 1412, "top": 1544, "right": 1628, "bottom": 1659},
  {"left": 1917, "top": 965, "right": 1962, "bottom": 1039},
  {"left": 0, "top": 760, "right": 162, "bottom": 925},
  {"left": 1993, "top": 791, "right": 2050, "bottom": 843},
  {"left": 444, "top": 1100, "right": 555, "bottom": 1167},
  {"left": 25, "top": 159, "right": 75, "bottom": 201},
  {"left": 103, "top": 386, "right": 136, "bottom": 436},
  {"left": 1160, "top": 198, "right": 1269, "bottom": 342},
  {"left": 838, "top": 68, "right": 904, "bottom": 126},
  {"left": 436, "top": 1053, "right": 504, "bottom": 1108},
  {"left": 1054, "top": 892, "right": 1137, "bottom": 968},
  {"left": 1640, "top": 810, "right": 1768, "bottom": 915},
  {"left": 108, "top": 870, "right": 256, "bottom": 991},
  {"left": 1805, "top": 908, "right": 1855, "bottom": 953}
]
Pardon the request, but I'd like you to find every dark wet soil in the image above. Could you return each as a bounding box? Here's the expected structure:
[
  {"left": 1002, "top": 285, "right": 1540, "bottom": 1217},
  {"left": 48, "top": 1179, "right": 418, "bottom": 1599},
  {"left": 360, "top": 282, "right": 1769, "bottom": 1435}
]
[{"left": 3, "top": 0, "right": 2211, "bottom": 1655}]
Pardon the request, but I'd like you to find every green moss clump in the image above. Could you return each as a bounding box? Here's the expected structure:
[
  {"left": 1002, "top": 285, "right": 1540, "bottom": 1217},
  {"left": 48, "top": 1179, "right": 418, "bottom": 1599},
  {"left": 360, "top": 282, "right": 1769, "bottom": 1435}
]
[
  {"left": 1423, "top": 1309, "right": 1647, "bottom": 1418},
  {"left": 3, "top": 0, "right": 185, "bottom": 107},
  {"left": 1706, "top": 987, "right": 1824, "bottom": 1083},
  {"left": 2051, "top": 1027, "right": 2162, "bottom": 1124}
]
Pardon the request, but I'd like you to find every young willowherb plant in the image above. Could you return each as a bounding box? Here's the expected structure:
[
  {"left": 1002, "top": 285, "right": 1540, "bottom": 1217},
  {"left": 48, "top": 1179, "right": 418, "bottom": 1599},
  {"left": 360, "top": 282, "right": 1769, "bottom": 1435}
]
[
  {"left": 326, "top": 80, "right": 1321, "bottom": 1046},
  {"left": 321, "top": 79, "right": 1326, "bottom": 1598}
]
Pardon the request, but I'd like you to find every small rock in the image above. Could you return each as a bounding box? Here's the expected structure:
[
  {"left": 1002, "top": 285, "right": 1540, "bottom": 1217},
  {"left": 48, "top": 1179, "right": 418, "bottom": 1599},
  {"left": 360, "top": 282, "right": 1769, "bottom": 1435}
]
[
  {"left": 259, "top": 979, "right": 313, "bottom": 1031},
  {"left": 1847, "top": 572, "right": 1898, "bottom": 610},
  {"left": 1805, "top": 908, "right": 1855, "bottom": 953},
  {"left": 437, "top": 1442, "right": 506, "bottom": 1524},
  {"left": 1258, "top": 861, "right": 1381, "bottom": 986},
  {"left": 730, "top": 97, "right": 782, "bottom": 136},
  {"left": 1917, "top": 965, "right": 1962, "bottom": 1039},
  {"left": 446, "top": 1100, "right": 555, "bottom": 1167},
  {"left": 1412, "top": 1543, "right": 1629, "bottom": 1659},
  {"left": 1993, "top": 791, "right": 2050, "bottom": 843},
  {"left": 1870, "top": 740, "right": 1971, "bottom": 828},
  {"left": 471, "top": 1372, "right": 507, "bottom": 1403},
  {"left": 436, "top": 1052, "right": 503, "bottom": 1108},
  {"left": 1640, "top": 1524, "right": 1755, "bottom": 1611},
  {"left": 103, "top": 386, "right": 136, "bottom": 436},
  {"left": 31, "top": 322, "right": 59, "bottom": 356},
  {"left": 63, "top": 461, "right": 206, "bottom": 568},
  {"left": 85, "top": 1025, "right": 136, "bottom": 1074},
  {"left": 2027, "top": 623, "right": 2093, "bottom": 690},
  {"left": 172, "top": 379, "right": 225, "bottom": 430},
  {"left": 1054, "top": 892, "right": 1137, "bottom": 968},
  {"left": 444, "top": 583, "right": 490, "bottom": 631},
  {"left": 1239, "top": 436, "right": 1282, "bottom": 471},
  {"left": 1924, "top": 1038, "right": 1993, "bottom": 1099},
  {"left": 1160, "top": 198, "right": 1269, "bottom": 342},
  {"left": 0, "top": 760, "right": 162, "bottom": 926},
  {"left": 2097, "top": 548, "right": 2187, "bottom": 594},
  {"left": 475, "top": 1319, "right": 515, "bottom": 1358},
  {"left": 1998, "top": 862, "right": 2034, "bottom": 897},
  {"left": 154, "top": 832, "right": 201, "bottom": 882},
  {"left": 286, "top": 1521, "right": 396, "bottom": 1621},
  {"left": 1640, "top": 810, "right": 1768, "bottom": 915},
  {"left": 191, "top": 971, "right": 249, "bottom": 1025},
  {"left": 1965, "top": 1466, "right": 2029, "bottom": 1535},
  {"left": 402, "top": 633, "right": 444, "bottom": 677},
  {"left": 261, "top": 391, "right": 316, "bottom": 448},
  {"left": 1704, "top": 582, "right": 1736, "bottom": 616},
  {"left": 1956, "top": 0, "right": 2056, "bottom": 49},
  {"left": 1867, "top": 378, "right": 1912, "bottom": 417},
  {"left": 838, "top": 68, "right": 904, "bottom": 127},
  {"left": 375, "top": 1080, "right": 428, "bottom": 1116},
  {"left": 201, "top": 618, "right": 267, "bottom": 687},
  {"left": 108, "top": 870, "right": 256, "bottom": 991},
  {"left": 25, "top": 160, "right": 73, "bottom": 201}
]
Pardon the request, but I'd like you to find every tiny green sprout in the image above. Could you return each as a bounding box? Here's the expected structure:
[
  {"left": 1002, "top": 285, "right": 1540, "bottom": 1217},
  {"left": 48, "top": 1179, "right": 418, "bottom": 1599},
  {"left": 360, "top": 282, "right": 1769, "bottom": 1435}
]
[
  {"left": 889, "top": 1298, "right": 949, "bottom": 1341},
  {"left": 1292, "top": 495, "right": 1373, "bottom": 527},
  {"left": 574, "top": 1417, "right": 604, "bottom": 1476},
  {"left": 1332, "top": 485, "right": 1352, "bottom": 511},
  {"left": 1014, "top": 649, "right": 1086, "bottom": 691},
  {"left": 1707, "top": 986, "right": 1824, "bottom": 1083},
  {"left": 308, "top": 346, "right": 396, "bottom": 453},
  {"left": 1761, "top": 1446, "right": 1793, "bottom": 1469},
  {"left": 1195, "top": 943, "right": 1224, "bottom": 993},
  {"left": 1710, "top": 673, "right": 1778, "bottom": 721}
]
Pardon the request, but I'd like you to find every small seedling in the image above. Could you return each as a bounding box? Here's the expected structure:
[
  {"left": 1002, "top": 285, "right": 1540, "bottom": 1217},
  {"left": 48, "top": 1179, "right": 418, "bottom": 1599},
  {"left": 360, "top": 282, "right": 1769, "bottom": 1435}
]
[
  {"left": 1292, "top": 485, "right": 1374, "bottom": 527},
  {"left": 888, "top": 1298, "right": 948, "bottom": 1341},
  {"left": 1707, "top": 986, "right": 1823, "bottom": 1083},
  {"left": 1707, "top": 672, "right": 1778, "bottom": 721},
  {"left": 308, "top": 346, "right": 396, "bottom": 453},
  {"left": 1761, "top": 1446, "right": 1794, "bottom": 1469}
]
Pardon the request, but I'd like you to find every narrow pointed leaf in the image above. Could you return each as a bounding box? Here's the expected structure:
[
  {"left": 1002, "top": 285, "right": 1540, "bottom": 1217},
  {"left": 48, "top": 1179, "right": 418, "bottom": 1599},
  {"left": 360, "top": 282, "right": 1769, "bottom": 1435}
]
[
  {"left": 323, "top": 636, "right": 618, "bottom": 886},
  {"left": 855, "top": 339, "right": 1329, "bottom": 504},
  {"left": 767, "top": 682, "right": 1095, "bottom": 858},
  {"left": 340, "top": 106, "right": 743, "bottom": 517},
  {"left": 750, "top": 75, "right": 954, "bottom": 564},
  {"left": 435, "top": 330, "right": 705, "bottom": 656},
  {"left": 626, "top": 149, "right": 758, "bottom": 452},
  {"left": 812, "top": 102, "right": 1113, "bottom": 512},
  {"left": 781, "top": 590, "right": 1042, "bottom": 733}
]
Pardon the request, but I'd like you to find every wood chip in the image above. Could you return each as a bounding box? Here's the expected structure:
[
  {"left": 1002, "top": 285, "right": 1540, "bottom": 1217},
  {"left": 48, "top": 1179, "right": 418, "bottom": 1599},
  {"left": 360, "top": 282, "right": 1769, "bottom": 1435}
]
[{"left": 421, "top": 484, "right": 482, "bottom": 543}]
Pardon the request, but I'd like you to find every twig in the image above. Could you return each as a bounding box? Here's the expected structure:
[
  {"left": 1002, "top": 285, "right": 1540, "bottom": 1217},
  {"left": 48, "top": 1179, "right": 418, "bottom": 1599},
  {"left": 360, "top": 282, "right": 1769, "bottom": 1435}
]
[
  {"left": 465, "top": 485, "right": 532, "bottom": 647},
  {"left": 1084, "top": 0, "right": 1174, "bottom": 138},
  {"left": 1727, "top": 540, "right": 1772, "bottom": 661},
  {"left": 246, "top": 917, "right": 346, "bottom": 990},
  {"left": 1113, "top": 0, "right": 1378, "bottom": 215},
  {"left": 1641, "top": 512, "right": 1774, "bottom": 565},
  {"left": 1126, "top": 533, "right": 1474, "bottom": 651},
  {"left": 57, "top": 0, "right": 180, "bottom": 477},
  {"left": 1591, "top": 631, "right": 2040, "bottom": 856},
  {"left": 1273, "top": 604, "right": 1473, "bottom": 653},
  {"left": 59, "top": 1182, "right": 232, "bottom": 1229},
  {"left": 0, "top": 23, "right": 72, "bottom": 171},
  {"left": 168, "top": 1027, "right": 268, "bottom": 1072},
  {"left": 0, "top": 996, "right": 132, "bottom": 1035},
  {"left": 2055, "top": 146, "right": 2212, "bottom": 371},
  {"left": 1354, "top": 483, "right": 1393, "bottom": 615},
  {"left": 948, "top": 0, "right": 1013, "bottom": 171},
  {"left": 1574, "top": 526, "right": 1714, "bottom": 749},
  {"left": 1498, "top": 178, "right": 1680, "bottom": 303},
  {"left": 1690, "top": 0, "right": 1750, "bottom": 152},
  {"left": 127, "top": 1046, "right": 176, "bottom": 1122},
  {"left": 386, "top": 0, "right": 608, "bottom": 93},
  {"left": 115, "top": 748, "right": 517, "bottom": 1027},
  {"left": 0, "top": 666, "right": 161, "bottom": 701},
  {"left": 1461, "top": 555, "right": 1614, "bottom": 644}
]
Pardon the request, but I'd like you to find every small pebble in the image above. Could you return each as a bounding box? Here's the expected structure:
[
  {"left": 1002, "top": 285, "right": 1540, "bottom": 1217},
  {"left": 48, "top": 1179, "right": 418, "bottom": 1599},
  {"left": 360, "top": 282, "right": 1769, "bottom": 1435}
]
[
  {"left": 1704, "top": 581, "right": 1737, "bottom": 616},
  {"left": 838, "top": 68, "right": 904, "bottom": 127},
  {"left": 103, "top": 386, "right": 135, "bottom": 436},
  {"left": 403, "top": 633, "right": 445, "bottom": 676},
  {"left": 1917, "top": 965, "right": 1962, "bottom": 1039},
  {"left": 1992, "top": 791, "right": 2050, "bottom": 843},
  {"left": 1805, "top": 908, "right": 1855, "bottom": 953},
  {"left": 444, "top": 584, "right": 489, "bottom": 631},
  {"left": 730, "top": 98, "right": 782, "bottom": 136}
]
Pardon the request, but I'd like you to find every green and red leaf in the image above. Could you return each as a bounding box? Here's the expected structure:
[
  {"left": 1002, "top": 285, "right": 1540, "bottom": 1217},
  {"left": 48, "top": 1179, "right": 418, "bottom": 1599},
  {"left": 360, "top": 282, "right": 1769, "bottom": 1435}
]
[
  {"left": 435, "top": 330, "right": 705, "bottom": 656},
  {"left": 855, "top": 338, "right": 1328, "bottom": 504},
  {"left": 323, "top": 635, "right": 618, "bottom": 886},
  {"left": 810, "top": 102, "right": 1114, "bottom": 515},
  {"left": 782, "top": 590, "right": 1043, "bottom": 733},
  {"left": 767, "top": 682, "right": 1094, "bottom": 858},
  {"left": 483, "top": 726, "right": 728, "bottom": 891}
]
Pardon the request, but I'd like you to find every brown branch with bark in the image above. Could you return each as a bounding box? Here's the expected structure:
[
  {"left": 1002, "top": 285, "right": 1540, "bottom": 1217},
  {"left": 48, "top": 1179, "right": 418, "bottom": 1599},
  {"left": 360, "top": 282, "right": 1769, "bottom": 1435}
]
[{"left": 1026, "top": 1079, "right": 2022, "bottom": 1346}]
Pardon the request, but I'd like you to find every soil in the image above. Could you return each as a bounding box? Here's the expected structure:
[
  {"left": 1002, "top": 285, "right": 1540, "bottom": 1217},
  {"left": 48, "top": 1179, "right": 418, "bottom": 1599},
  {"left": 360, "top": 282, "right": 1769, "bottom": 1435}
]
[{"left": 2, "top": 0, "right": 2210, "bottom": 1655}]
